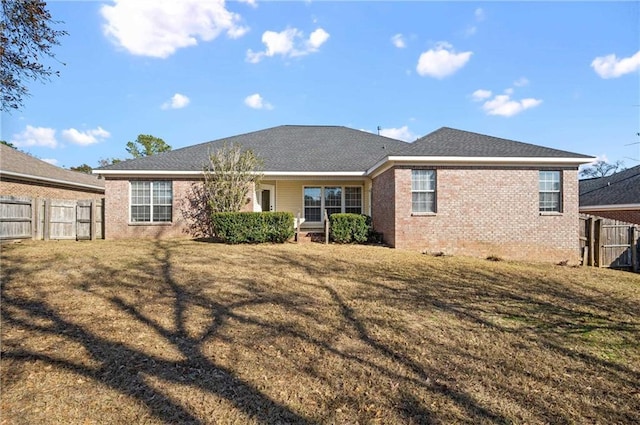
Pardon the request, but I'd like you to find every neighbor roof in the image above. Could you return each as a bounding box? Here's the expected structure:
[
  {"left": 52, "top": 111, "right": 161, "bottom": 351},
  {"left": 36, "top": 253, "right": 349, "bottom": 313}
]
[
  {"left": 0, "top": 144, "right": 104, "bottom": 191},
  {"left": 399, "top": 127, "right": 594, "bottom": 158},
  {"left": 97, "top": 125, "right": 408, "bottom": 173},
  {"left": 95, "top": 125, "right": 593, "bottom": 175},
  {"left": 579, "top": 165, "right": 640, "bottom": 207}
]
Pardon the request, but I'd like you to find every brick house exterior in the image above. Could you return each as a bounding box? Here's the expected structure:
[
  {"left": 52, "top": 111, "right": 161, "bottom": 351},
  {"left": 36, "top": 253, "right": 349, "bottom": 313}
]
[
  {"left": 0, "top": 144, "right": 104, "bottom": 200},
  {"left": 95, "top": 126, "right": 594, "bottom": 262}
]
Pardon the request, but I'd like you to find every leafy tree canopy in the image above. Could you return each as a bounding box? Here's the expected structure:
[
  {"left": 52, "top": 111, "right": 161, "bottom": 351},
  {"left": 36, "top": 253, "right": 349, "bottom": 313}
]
[
  {"left": 1, "top": 140, "right": 17, "bottom": 149},
  {"left": 126, "top": 134, "right": 171, "bottom": 158},
  {"left": 97, "top": 157, "right": 122, "bottom": 167},
  {"left": 69, "top": 163, "right": 93, "bottom": 174},
  {"left": 1, "top": 0, "right": 67, "bottom": 111}
]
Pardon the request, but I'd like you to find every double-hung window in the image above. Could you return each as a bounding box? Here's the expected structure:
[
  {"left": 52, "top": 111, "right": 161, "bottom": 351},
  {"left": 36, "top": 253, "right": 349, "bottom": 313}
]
[
  {"left": 539, "top": 171, "right": 561, "bottom": 212},
  {"left": 303, "top": 186, "right": 362, "bottom": 222},
  {"left": 411, "top": 170, "right": 436, "bottom": 213},
  {"left": 130, "top": 181, "right": 173, "bottom": 223}
]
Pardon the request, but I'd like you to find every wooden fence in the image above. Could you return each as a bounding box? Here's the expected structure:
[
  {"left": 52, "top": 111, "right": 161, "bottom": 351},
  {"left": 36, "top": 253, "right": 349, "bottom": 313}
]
[
  {"left": 0, "top": 196, "right": 104, "bottom": 241},
  {"left": 580, "top": 214, "right": 639, "bottom": 271}
]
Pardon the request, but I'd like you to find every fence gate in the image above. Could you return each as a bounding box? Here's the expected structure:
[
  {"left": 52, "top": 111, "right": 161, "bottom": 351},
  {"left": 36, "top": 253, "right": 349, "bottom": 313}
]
[{"left": 581, "top": 214, "right": 639, "bottom": 271}]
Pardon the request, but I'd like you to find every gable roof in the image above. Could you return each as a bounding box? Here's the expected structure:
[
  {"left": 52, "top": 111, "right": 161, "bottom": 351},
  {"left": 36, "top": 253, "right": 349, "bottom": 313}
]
[
  {"left": 95, "top": 125, "right": 594, "bottom": 177},
  {"left": 579, "top": 164, "right": 640, "bottom": 207},
  {"left": 97, "top": 125, "right": 408, "bottom": 174},
  {"left": 397, "top": 127, "right": 593, "bottom": 158},
  {"left": 0, "top": 144, "right": 104, "bottom": 191}
]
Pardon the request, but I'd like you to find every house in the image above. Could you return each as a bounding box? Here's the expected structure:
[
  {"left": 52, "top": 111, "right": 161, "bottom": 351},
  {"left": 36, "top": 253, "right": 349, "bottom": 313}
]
[
  {"left": 579, "top": 164, "right": 640, "bottom": 224},
  {"left": 94, "top": 125, "right": 594, "bottom": 262},
  {"left": 0, "top": 143, "right": 104, "bottom": 199}
]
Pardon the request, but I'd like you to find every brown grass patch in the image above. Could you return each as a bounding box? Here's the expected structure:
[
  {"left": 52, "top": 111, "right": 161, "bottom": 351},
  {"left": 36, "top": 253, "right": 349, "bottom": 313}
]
[{"left": 1, "top": 239, "right": 639, "bottom": 424}]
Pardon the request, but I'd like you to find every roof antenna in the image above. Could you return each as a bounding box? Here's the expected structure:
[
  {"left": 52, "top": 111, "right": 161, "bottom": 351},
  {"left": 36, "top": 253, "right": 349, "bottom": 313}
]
[{"left": 377, "top": 126, "right": 381, "bottom": 135}]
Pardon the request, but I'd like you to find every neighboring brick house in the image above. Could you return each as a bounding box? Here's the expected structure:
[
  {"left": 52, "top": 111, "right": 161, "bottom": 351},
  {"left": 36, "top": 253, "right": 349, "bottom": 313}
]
[
  {"left": 94, "top": 125, "right": 594, "bottom": 262},
  {"left": 0, "top": 143, "right": 105, "bottom": 200},
  {"left": 579, "top": 165, "right": 640, "bottom": 224}
]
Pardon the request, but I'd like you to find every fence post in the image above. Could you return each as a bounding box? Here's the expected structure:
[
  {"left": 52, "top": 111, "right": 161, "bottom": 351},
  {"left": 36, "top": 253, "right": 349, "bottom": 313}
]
[
  {"left": 90, "top": 200, "right": 97, "bottom": 241},
  {"left": 631, "top": 226, "right": 638, "bottom": 273},
  {"left": 30, "top": 197, "right": 37, "bottom": 240},
  {"left": 587, "top": 217, "right": 595, "bottom": 267},
  {"left": 594, "top": 219, "right": 602, "bottom": 267},
  {"left": 43, "top": 199, "right": 51, "bottom": 241}
]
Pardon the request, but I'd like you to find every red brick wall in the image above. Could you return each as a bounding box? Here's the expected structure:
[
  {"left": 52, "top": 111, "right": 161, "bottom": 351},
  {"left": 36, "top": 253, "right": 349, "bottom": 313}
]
[
  {"left": 0, "top": 179, "right": 104, "bottom": 200},
  {"left": 371, "top": 168, "right": 396, "bottom": 247},
  {"left": 104, "top": 178, "right": 255, "bottom": 239},
  {"left": 372, "top": 166, "right": 581, "bottom": 263}
]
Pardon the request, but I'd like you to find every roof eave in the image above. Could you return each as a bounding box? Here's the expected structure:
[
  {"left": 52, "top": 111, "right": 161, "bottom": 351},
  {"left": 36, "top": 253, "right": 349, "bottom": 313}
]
[
  {"left": 367, "top": 156, "right": 596, "bottom": 178},
  {"left": 580, "top": 204, "right": 640, "bottom": 212},
  {"left": 1, "top": 170, "right": 105, "bottom": 192}
]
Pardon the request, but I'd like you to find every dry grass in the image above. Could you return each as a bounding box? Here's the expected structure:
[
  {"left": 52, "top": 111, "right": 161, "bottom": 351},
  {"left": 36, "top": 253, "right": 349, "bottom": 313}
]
[{"left": 1, "top": 239, "right": 639, "bottom": 424}]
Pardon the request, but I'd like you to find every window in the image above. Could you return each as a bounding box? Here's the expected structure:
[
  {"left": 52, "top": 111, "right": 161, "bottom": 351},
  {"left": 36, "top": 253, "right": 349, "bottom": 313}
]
[
  {"left": 539, "top": 171, "right": 561, "bottom": 212},
  {"left": 303, "top": 186, "right": 362, "bottom": 222},
  {"left": 411, "top": 170, "right": 436, "bottom": 213},
  {"left": 130, "top": 181, "right": 172, "bottom": 222}
]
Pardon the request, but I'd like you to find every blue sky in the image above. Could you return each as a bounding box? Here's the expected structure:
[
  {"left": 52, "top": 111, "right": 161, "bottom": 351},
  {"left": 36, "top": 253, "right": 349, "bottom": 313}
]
[{"left": 2, "top": 0, "right": 639, "bottom": 169}]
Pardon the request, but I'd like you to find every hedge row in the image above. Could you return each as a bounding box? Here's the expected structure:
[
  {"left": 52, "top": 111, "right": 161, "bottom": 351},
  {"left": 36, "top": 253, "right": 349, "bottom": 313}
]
[
  {"left": 329, "top": 213, "right": 371, "bottom": 243},
  {"left": 211, "top": 212, "right": 294, "bottom": 244}
]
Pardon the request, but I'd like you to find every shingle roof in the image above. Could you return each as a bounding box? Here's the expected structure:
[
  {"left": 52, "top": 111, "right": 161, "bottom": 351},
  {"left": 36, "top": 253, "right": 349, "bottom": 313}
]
[
  {"left": 97, "top": 125, "right": 408, "bottom": 172},
  {"left": 96, "top": 125, "right": 593, "bottom": 174},
  {"left": 398, "top": 127, "right": 593, "bottom": 158},
  {"left": 579, "top": 165, "right": 640, "bottom": 206},
  {"left": 0, "top": 144, "right": 104, "bottom": 190}
]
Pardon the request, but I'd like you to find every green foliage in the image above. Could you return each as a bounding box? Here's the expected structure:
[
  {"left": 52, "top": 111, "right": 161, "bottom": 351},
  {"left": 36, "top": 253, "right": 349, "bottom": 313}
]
[
  {"left": 329, "top": 214, "right": 371, "bottom": 244},
  {"left": 126, "top": 134, "right": 171, "bottom": 158},
  {"left": 69, "top": 163, "right": 92, "bottom": 174},
  {"left": 97, "top": 157, "right": 122, "bottom": 167},
  {"left": 1, "top": 140, "right": 17, "bottom": 149},
  {"left": 1, "top": 0, "right": 67, "bottom": 111},
  {"left": 211, "top": 212, "right": 294, "bottom": 244}
]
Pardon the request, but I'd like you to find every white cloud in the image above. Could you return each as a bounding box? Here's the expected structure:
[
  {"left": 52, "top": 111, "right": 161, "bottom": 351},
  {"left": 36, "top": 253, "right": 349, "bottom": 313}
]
[
  {"left": 480, "top": 91, "right": 542, "bottom": 117},
  {"left": 591, "top": 50, "right": 640, "bottom": 79},
  {"left": 471, "top": 89, "right": 492, "bottom": 101},
  {"left": 244, "top": 93, "right": 273, "bottom": 110},
  {"left": 379, "top": 126, "right": 417, "bottom": 142},
  {"left": 246, "top": 27, "right": 329, "bottom": 63},
  {"left": 62, "top": 126, "right": 111, "bottom": 146},
  {"left": 10, "top": 125, "right": 58, "bottom": 148},
  {"left": 391, "top": 33, "right": 406, "bottom": 48},
  {"left": 475, "top": 8, "right": 486, "bottom": 22},
  {"left": 513, "top": 77, "right": 529, "bottom": 87},
  {"left": 238, "top": 0, "right": 257, "bottom": 8},
  {"left": 161, "top": 93, "right": 190, "bottom": 110},
  {"left": 41, "top": 158, "right": 59, "bottom": 166},
  {"left": 100, "top": 0, "right": 248, "bottom": 58},
  {"left": 416, "top": 42, "right": 472, "bottom": 79}
]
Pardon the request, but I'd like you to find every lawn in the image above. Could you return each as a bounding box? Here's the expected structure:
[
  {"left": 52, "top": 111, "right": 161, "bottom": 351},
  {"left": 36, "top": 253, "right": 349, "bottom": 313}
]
[{"left": 1, "top": 239, "right": 639, "bottom": 424}]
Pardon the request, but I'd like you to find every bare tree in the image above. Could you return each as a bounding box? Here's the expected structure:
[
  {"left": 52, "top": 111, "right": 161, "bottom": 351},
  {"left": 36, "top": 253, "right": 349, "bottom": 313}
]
[
  {"left": 1, "top": 0, "right": 67, "bottom": 111},
  {"left": 181, "top": 143, "right": 263, "bottom": 238},
  {"left": 579, "top": 159, "right": 624, "bottom": 179}
]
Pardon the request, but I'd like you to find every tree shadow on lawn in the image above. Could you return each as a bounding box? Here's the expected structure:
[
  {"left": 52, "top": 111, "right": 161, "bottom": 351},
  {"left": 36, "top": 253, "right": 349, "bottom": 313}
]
[
  {"left": 1, "top": 241, "right": 639, "bottom": 424},
  {"left": 1, "top": 241, "right": 314, "bottom": 424}
]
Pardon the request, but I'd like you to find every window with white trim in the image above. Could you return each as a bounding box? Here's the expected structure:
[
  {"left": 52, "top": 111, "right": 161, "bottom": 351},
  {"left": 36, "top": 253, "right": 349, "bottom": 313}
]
[
  {"left": 411, "top": 170, "right": 436, "bottom": 213},
  {"left": 539, "top": 171, "right": 561, "bottom": 212},
  {"left": 303, "top": 186, "right": 362, "bottom": 222},
  {"left": 130, "top": 181, "right": 173, "bottom": 222}
]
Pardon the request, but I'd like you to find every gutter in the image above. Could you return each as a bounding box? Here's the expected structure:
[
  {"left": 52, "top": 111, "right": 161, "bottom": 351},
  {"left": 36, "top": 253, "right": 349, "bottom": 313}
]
[{"left": 580, "top": 203, "right": 640, "bottom": 212}]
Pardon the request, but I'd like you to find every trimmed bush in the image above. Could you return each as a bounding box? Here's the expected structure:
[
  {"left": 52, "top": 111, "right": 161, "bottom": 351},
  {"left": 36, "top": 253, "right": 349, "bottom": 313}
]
[
  {"left": 329, "top": 213, "right": 370, "bottom": 244},
  {"left": 211, "top": 212, "right": 294, "bottom": 244}
]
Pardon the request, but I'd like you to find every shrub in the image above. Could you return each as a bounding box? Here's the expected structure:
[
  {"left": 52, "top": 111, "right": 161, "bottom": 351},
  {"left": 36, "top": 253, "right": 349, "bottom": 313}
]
[
  {"left": 329, "top": 213, "right": 370, "bottom": 244},
  {"left": 211, "top": 212, "right": 294, "bottom": 244}
]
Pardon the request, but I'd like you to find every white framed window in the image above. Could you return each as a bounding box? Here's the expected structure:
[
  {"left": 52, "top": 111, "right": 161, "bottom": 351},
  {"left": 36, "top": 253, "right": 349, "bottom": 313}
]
[
  {"left": 411, "top": 170, "right": 436, "bottom": 213},
  {"left": 539, "top": 171, "right": 561, "bottom": 212},
  {"left": 130, "top": 181, "right": 172, "bottom": 223},
  {"left": 303, "top": 186, "right": 363, "bottom": 222}
]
